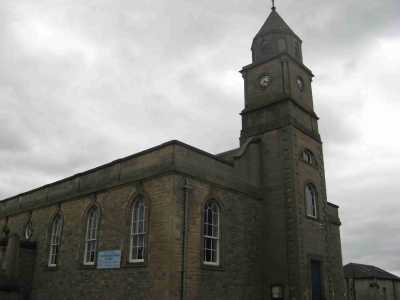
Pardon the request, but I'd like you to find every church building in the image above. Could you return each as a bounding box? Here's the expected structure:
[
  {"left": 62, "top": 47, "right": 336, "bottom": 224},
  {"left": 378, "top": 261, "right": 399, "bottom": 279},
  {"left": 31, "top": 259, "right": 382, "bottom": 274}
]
[{"left": 0, "top": 4, "right": 345, "bottom": 300}]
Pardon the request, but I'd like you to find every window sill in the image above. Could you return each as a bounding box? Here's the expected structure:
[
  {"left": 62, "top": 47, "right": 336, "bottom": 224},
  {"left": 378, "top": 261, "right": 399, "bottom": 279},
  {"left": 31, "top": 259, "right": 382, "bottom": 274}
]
[
  {"left": 123, "top": 261, "right": 147, "bottom": 268},
  {"left": 306, "top": 215, "right": 323, "bottom": 224},
  {"left": 201, "top": 263, "right": 224, "bottom": 272},
  {"left": 44, "top": 265, "right": 59, "bottom": 271},
  {"left": 79, "top": 263, "right": 97, "bottom": 270}
]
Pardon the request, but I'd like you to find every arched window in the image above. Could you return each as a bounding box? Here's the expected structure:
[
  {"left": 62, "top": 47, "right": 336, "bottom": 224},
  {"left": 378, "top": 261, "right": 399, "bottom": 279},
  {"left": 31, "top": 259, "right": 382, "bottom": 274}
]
[
  {"left": 203, "top": 201, "right": 220, "bottom": 265},
  {"left": 305, "top": 184, "right": 318, "bottom": 218},
  {"left": 302, "top": 149, "right": 315, "bottom": 165},
  {"left": 48, "top": 214, "right": 63, "bottom": 267},
  {"left": 84, "top": 206, "right": 99, "bottom": 265},
  {"left": 129, "top": 197, "right": 146, "bottom": 263},
  {"left": 24, "top": 220, "right": 33, "bottom": 240}
]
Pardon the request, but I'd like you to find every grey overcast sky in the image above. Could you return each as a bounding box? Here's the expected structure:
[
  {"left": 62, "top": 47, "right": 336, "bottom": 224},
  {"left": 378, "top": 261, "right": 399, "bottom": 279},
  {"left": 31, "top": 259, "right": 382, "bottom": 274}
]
[{"left": 1, "top": 0, "right": 399, "bottom": 274}]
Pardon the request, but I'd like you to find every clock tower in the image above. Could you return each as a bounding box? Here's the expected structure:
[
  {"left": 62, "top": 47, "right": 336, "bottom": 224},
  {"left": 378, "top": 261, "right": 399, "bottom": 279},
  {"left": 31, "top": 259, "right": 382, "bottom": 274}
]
[
  {"left": 239, "top": 6, "right": 345, "bottom": 300},
  {"left": 240, "top": 6, "right": 319, "bottom": 145}
]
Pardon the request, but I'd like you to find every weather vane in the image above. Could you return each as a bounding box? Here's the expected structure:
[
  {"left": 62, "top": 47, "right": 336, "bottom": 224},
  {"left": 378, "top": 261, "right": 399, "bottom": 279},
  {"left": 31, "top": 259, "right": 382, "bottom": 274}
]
[{"left": 272, "top": 0, "right": 276, "bottom": 10}]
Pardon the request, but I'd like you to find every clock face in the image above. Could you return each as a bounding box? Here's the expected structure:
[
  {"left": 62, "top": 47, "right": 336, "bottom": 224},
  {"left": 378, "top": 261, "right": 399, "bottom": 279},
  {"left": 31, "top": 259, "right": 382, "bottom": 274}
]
[
  {"left": 296, "top": 77, "right": 305, "bottom": 91},
  {"left": 259, "top": 75, "right": 271, "bottom": 88}
]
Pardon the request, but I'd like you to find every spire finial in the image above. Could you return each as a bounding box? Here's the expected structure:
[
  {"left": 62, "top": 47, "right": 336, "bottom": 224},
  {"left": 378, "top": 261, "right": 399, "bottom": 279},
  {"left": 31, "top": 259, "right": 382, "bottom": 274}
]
[{"left": 272, "top": 0, "right": 276, "bottom": 10}]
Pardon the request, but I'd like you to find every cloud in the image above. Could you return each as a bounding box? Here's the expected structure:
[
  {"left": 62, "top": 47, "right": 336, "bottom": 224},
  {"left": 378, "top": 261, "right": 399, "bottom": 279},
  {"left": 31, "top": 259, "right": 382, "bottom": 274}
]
[{"left": 0, "top": 0, "right": 399, "bottom": 275}]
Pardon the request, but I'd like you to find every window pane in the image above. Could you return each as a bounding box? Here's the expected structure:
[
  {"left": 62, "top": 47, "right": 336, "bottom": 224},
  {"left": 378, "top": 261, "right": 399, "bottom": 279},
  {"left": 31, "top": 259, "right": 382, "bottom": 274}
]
[
  {"left": 206, "top": 224, "right": 213, "bottom": 236},
  {"left": 137, "top": 247, "right": 143, "bottom": 259},
  {"left": 138, "top": 204, "right": 144, "bottom": 221},
  {"left": 138, "top": 220, "right": 144, "bottom": 234},
  {"left": 207, "top": 208, "right": 212, "bottom": 224},
  {"left": 205, "top": 248, "right": 212, "bottom": 262},
  {"left": 138, "top": 234, "right": 144, "bottom": 247},
  {"left": 205, "top": 237, "right": 212, "bottom": 249},
  {"left": 212, "top": 224, "right": 218, "bottom": 237}
]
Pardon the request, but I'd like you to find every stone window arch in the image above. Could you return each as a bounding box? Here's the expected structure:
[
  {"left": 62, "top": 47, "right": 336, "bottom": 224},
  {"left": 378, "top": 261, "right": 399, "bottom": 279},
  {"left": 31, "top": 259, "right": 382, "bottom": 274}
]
[
  {"left": 24, "top": 212, "right": 33, "bottom": 241},
  {"left": 202, "top": 200, "right": 221, "bottom": 265}
]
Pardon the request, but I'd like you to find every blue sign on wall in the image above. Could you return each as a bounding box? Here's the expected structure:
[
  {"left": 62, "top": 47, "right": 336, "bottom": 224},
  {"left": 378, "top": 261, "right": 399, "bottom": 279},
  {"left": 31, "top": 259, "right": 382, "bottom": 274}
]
[{"left": 97, "top": 250, "right": 122, "bottom": 269}]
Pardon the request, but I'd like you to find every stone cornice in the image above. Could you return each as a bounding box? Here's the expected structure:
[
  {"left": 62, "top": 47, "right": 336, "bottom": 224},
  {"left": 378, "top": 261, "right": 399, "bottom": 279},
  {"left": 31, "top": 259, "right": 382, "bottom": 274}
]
[
  {"left": 240, "top": 115, "right": 322, "bottom": 144},
  {"left": 241, "top": 97, "right": 319, "bottom": 120},
  {"left": 0, "top": 141, "right": 260, "bottom": 218},
  {"left": 241, "top": 52, "right": 314, "bottom": 77}
]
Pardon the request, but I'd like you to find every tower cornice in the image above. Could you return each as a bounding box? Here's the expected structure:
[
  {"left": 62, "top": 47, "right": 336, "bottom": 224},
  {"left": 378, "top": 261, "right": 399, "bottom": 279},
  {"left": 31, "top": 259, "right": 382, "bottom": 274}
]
[
  {"left": 241, "top": 52, "right": 314, "bottom": 77},
  {"left": 240, "top": 97, "right": 319, "bottom": 120}
]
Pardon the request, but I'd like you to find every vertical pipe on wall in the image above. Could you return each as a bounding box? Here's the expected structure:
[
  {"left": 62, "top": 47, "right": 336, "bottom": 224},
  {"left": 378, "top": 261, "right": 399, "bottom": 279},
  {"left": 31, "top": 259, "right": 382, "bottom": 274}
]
[{"left": 180, "top": 177, "right": 192, "bottom": 300}]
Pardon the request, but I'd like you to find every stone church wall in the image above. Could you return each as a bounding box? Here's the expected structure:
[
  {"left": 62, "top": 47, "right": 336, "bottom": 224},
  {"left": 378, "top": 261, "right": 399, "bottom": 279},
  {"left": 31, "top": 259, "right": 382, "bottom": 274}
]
[
  {"left": 177, "top": 176, "right": 264, "bottom": 300},
  {"left": 292, "top": 128, "right": 345, "bottom": 299},
  {"left": 259, "top": 128, "right": 291, "bottom": 298},
  {"left": 293, "top": 128, "right": 328, "bottom": 298},
  {"left": 327, "top": 204, "right": 345, "bottom": 300},
  {"left": 0, "top": 171, "right": 264, "bottom": 300},
  {"left": 1, "top": 175, "right": 179, "bottom": 300}
]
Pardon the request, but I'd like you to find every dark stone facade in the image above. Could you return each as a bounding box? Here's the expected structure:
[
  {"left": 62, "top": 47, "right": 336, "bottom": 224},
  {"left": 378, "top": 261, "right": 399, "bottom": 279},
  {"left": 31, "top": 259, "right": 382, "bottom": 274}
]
[{"left": 0, "top": 6, "right": 345, "bottom": 300}]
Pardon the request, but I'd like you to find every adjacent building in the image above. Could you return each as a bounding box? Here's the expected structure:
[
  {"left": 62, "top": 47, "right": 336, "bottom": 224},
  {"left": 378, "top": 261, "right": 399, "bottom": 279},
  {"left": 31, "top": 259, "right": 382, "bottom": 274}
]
[
  {"left": 0, "top": 4, "right": 345, "bottom": 300},
  {"left": 344, "top": 263, "right": 400, "bottom": 300}
]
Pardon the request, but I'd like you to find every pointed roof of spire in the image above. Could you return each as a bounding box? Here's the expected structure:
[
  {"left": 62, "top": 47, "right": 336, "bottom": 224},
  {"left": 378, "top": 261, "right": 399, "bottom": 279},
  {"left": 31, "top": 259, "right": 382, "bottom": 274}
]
[{"left": 255, "top": 9, "right": 299, "bottom": 40}]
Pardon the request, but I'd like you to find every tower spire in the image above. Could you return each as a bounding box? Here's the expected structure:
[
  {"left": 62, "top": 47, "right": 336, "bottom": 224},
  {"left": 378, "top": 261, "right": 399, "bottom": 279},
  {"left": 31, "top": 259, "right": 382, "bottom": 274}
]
[{"left": 251, "top": 5, "right": 302, "bottom": 63}]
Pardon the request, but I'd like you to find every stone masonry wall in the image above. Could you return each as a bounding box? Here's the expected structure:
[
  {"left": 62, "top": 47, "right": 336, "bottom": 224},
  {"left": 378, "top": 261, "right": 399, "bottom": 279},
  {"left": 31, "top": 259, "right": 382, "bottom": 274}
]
[
  {"left": 176, "top": 176, "right": 264, "bottom": 300},
  {"left": 292, "top": 128, "right": 345, "bottom": 300},
  {"left": 0, "top": 171, "right": 264, "bottom": 300},
  {"left": 1, "top": 175, "right": 179, "bottom": 300}
]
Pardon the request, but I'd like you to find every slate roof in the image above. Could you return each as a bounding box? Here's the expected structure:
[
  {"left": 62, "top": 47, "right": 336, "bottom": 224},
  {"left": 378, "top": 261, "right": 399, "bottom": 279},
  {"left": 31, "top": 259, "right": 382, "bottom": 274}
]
[
  {"left": 255, "top": 9, "right": 299, "bottom": 39},
  {"left": 344, "top": 263, "right": 400, "bottom": 281}
]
